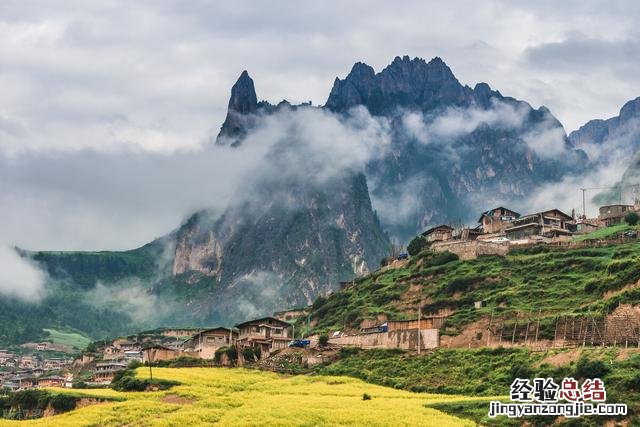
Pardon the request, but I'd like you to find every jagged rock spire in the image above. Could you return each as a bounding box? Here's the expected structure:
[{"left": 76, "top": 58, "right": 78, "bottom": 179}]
[{"left": 216, "top": 71, "right": 259, "bottom": 145}]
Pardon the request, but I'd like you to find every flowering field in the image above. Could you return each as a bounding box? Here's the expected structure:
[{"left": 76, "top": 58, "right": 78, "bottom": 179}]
[{"left": 0, "top": 368, "right": 497, "bottom": 426}]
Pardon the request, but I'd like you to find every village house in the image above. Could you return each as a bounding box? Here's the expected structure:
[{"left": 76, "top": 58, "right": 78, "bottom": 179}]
[
  {"left": 235, "top": 317, "right": 293, "bottom": 357},
  {"left": 28, "top": 367, "right": 45, "bottom": 377},
  {"left": 37, "top": 376, "right": 66, "bottom": 388},
  {"left": 12, "top": 374, "right": 37, "bottom": 390},
  {"left": 1, "top": 378, "right": 19, "bottom": 391},
  {"left": 102, "top": 345, "right": 120, "bottom": 360},
  {"left": 574, "top": 219, "right": 600, "bottom": 234},
  {"left": 124, "top": 350, "right": 143, "bottom": 362},
  {"left": 93, "top": 362, "right": 127, "bottom": 385},
  {"left": 386, "top": 317, "right": 447, "bottom": 331},
  {"left": 459, "top": 226, "right": 484, "bottom": 241},
  {"left": 159, "top": 328, "right": 203, "bottom": 339},
  {"left": 504, "top": 209, "right": 574, "bottom": 240},
  {"left": 1, "top": 358, "right": 16, "bottom": 368},
  {"left": 19, "top": 356, "right": 35, "bottom": 369},
  {"left": 113, "top": 340, "right": 141, "bottom": 352},
  {"left": 42, "top": 358, "right": 69, "bottom": 370},
  {"left": 182, "top": 327, "right": 238, "bottom": 359},
  {"left": 478, "top": 207, "right": 520, "bottom": 233},
  {"left": 142, "top": 345, "right": 182, "bottom": 363},
  {"left": 330, "top": 317, "right": 442, "bottom": 350},
  {"left": 421, "top": 225, "right": 454, "bottom": 243},
  {"left": 598, "top": 204, "right": 635, "bottom": 226},
  {"left": 0, "top": 350, "right": 16, "bottom": 367}
]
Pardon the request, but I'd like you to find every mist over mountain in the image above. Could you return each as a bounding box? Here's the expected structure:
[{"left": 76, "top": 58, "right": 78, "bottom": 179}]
[
  {"left": 0, "top": 55, "right": 617, "bottom": 345},
  {"left": 219, "top": 55, "right": 587, "bottom": 240},
  {"left": 566, "top": 97, "right": 640, "bottom": 206}
]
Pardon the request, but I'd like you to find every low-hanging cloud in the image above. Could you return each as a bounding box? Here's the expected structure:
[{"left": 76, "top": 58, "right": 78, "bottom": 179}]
[
  {"left": 0, "top": 105, "right": 391, "bottom": 253},
  {"left": 401, "top": 99, "right": 569, "bottom": 159},
  {"left": 0, "top": 245, "right": 47, "bottom": 301}
]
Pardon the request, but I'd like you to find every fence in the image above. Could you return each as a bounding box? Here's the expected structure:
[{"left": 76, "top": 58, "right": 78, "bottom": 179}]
[{"left": 486, "top": 311, "right": 640, "bottom": 349}]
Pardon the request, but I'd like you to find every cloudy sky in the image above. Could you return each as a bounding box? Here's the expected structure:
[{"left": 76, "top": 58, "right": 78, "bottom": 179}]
[{"left": 1, "top": 0, "right": 640, "bottom": 252}]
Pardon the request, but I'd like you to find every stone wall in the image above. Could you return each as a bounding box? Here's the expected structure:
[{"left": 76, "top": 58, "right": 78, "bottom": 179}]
[
  {"left": 328, "top": 329, "right": 439, "bottom": 350},
  {"left": 431, "top": 240, "right": 509, "bottom": 260}
]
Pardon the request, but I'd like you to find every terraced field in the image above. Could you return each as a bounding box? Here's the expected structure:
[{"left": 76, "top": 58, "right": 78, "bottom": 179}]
[{"left": 0, "top": 368, "right": 499, "bottom": 426}]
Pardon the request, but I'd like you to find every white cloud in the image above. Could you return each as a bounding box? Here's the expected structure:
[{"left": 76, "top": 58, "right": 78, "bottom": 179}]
[
  {"left": 402, "top": 100, "right": 529, "bottom": 145},
  {"left": 0, "top": 245, "right": 46, "bottom": 301},
  {"left": 0, "top": 106, "right": 390, "bottom": 251},
  {"left": 1, "top": 0, "right": 639, "bottom": 253}
]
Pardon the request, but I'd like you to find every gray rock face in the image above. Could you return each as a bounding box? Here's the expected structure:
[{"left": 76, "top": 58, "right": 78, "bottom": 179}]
[
  {"left": 569, "top": 97, "right": 640, "bottom": 157},
  {"left": 170, "top": 173, "right": 389, "bottom": 323}
]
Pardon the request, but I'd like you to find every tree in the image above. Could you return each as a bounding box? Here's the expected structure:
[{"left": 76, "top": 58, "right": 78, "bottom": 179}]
[
  {"left": 624, "top": 211, "right": 639, "bottom": 226},
  {"left": 407, "top": 235, "right": 427, "bottom": 256}
]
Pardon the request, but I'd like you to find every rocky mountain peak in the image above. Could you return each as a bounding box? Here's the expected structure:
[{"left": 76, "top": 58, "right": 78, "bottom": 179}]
[
  {"left": 569, "top": 96, "right": 640, "bottom": 153},
  {"left": 325, "top": 55, "right": 471, "bottom": 114},
  {"left": 229, "top": 70, "right": 258, "bottom": 114},
  {"left": 216, "top": 71, "right": 259, "bottom": 145},
  {"left": 619, "top": 97, "right": 640, "bottom": 123}
]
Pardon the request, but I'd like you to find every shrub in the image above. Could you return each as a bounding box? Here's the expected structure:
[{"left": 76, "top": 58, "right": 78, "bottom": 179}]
[
  {"left": 445, "top": 276, "right": 483, "bottom": 295},
  {"left": 111, "top": 368, "right": 177, "bottom": 392},
  {"left": 575, "top": 356, "right": 610, "bottom": 379},
  {"left": 407, "top": 235, "right": 427, "bottom": 256},
  {"left": 50, "top": 394, "right": 77, "bottom": 413},
  {"left": 624, "top": 211, "right": 639, "bottom": 226},
  {"left": 214, "top": 346, "right": 238, "bottom": 364},
  {"left": 242, "top": 347, "right": 261, "bottom": 362},
  {"left": 318, "top": 333, "right": 329, "bottom": 347}
]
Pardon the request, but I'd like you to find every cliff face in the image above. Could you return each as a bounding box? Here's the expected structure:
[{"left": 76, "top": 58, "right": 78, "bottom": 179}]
[{"left": 168, "top": 173, "right": 389, "bottom": 323}]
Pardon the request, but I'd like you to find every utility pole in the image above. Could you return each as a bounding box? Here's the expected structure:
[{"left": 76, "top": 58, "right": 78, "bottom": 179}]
[
  {"left": 417, "top": 300, "right": 421, "bottom": 355},
  {"left": 145, "top": 348, "right": 153, "bottom": 380}
]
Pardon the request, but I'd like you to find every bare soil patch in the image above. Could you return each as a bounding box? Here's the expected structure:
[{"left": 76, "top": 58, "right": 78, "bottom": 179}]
[{"left": 161, "top": 394, "right": 195, "bottom": 405}]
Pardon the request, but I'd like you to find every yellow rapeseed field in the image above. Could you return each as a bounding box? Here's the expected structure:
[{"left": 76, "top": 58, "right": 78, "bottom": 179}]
[{"left": 0, "top": 368, "right": 499, "bottom": 426}]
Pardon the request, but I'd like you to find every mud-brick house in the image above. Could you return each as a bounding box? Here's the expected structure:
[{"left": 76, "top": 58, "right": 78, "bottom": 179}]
[
  {"left": 235, "top": 317, "right": 292, "bottom": 357},
  {"left": 182, "top": 327, "right": 238, "bottom": 359},
  {"left": 93, "top": 362, "right": 127, "bottom": 384},
  {"left": 478, "top": 207, "right": 520, "bottom": 233},
  {"left": 598, "top": 204, "right": 635, "bottom": 227},
  {"left": 37, "top": 376, "right": 66, "bottom": 388},
  {"left": 142, "top": 345, "right": 182, "bottom": 363},
  {"left": 421, "top": 225, "right": 454, "bottom": 243},
  {"left": 504, "top": 209, "right": 573, "bottom": 240}
]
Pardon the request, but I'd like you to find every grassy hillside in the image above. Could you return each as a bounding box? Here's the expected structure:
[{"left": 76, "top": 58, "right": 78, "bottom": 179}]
[
  {"left": 0, "top": 367, "right": 490, "bottom": 426},
  {"left": 308, "top": 241, "right": 640, "bottom": 336},
  {"left": 30, "top": 240, "right": 164, "bottom": 289},
  {"left": 573, "top": 223, "right": 635, "bottom": 242},
  {"left": 316, "top": 347, "right": 640, "bottom": 426},
  {"left": 0, "top": 241, "right": 171, "bottom": 346},
  {"left": 42, "top": 329, "right": 91, "bottom": 350}
]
